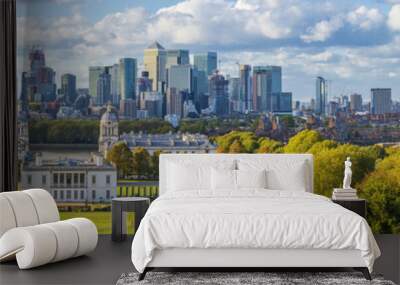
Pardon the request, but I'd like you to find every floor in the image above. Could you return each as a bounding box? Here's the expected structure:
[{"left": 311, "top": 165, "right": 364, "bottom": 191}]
[{"left": 0, "top": 235, "right": 398, "bottom": 285}]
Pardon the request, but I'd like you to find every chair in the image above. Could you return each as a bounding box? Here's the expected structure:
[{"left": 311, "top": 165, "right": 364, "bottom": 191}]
[{"left": 0, "top": 189, "right": 98, "bottom": 269}]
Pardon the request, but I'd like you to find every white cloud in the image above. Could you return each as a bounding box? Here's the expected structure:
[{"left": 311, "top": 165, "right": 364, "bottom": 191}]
[
  {"left": 347, "top": 6, "right": 384, "bottom": 30},
  {"left": 301, "top": 16, "right": 344, "bottom": 43},
  {"left": 388, "top": 4, "right": 400, "bottom": 31}
]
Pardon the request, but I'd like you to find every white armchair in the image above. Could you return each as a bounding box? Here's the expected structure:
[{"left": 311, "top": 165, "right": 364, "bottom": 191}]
[{"left": 0, "top": 189, "right": 98, "bottom": 269}]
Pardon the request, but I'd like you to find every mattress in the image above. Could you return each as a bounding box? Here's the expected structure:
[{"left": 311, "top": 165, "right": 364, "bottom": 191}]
[{"left": 131, "top": 190, "right": 380, "bottom": 273}]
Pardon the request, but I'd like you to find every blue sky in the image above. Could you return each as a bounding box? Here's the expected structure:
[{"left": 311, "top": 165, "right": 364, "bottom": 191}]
[{"left": 16, "top": 0, "right": 400, "bottom": 102}]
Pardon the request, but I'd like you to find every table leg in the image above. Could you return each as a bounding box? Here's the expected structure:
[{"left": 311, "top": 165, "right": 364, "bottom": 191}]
[{"left": 112, "top": 202, "right": 123, "bottom": 242}]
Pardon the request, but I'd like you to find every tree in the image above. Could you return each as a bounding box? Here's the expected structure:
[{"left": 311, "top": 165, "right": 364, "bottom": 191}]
[
  {"left": 150, "top": 150, "right": 162, "bottom": 179},
  {"left": 257, "top": 137, "right": 283, "bottom": 153},
  {"left": 358, "top": 151, "right": 400, "bottom": 234},
  {"left": 132, "top": 147, "right": 151, "bottom": 179},
  {"left": 106, "top": 142, "right": 133, "bottom": 178},
  {"left": 284, "top": 130, "right": 323, "bottom": 153},
  {"left": 229, "top": 139, "right": 246, "bottom": 153},
  {"left": 313, "top": 144, "right": 380, "bottom": 197}
]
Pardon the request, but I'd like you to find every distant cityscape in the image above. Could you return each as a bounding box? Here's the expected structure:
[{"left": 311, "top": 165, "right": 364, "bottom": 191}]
[{"left": 17, "top": 42, "right": 400, "bottom": 203}]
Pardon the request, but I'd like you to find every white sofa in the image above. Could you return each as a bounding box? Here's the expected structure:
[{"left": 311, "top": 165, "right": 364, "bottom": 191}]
[{"left": 0, "top": 189, "right": 98, "bottom": 269}]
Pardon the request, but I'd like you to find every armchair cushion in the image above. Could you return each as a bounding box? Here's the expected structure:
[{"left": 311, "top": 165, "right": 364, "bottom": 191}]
[{"left": 0, "top": 189, "right": 98, "bottom": 269}]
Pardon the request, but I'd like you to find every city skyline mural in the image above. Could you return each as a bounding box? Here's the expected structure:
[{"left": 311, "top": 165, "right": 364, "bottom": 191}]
[
  {"left": 15, "top": 0, "right": 400, "bottom": 236},
  {"left": 17, "top": 0, "right": 400, "bottom": 102}
]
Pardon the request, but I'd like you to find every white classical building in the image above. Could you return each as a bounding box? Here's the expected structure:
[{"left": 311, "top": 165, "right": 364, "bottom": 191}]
[
  {"left": 98, "top": 103, "right": 216, "bottom": 155},
  {"left": 21, "top": 153, "right": 117, "bottom": 203}
]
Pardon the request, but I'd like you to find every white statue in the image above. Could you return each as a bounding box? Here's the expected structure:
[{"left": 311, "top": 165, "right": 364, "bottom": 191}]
[{"left": 343, "top": 157, "right": 352, "bottom": 189}]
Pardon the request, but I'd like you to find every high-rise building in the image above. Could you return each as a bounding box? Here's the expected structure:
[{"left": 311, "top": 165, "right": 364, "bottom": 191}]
[
  {"left": 141, "top": 91, "right": 163, "bottom": 118},
  {"left": 21, "top": 48, "right": 57, "bottom": 104},
  {"left": 209, "top": 71, "right": 229, "bottom": 116},
  {"left": 137, "top": 71, "right": 152, "bottom": 93},
  {"left": 61, "top": 73, "right": 77, "bottom": 105},
  {"left": 119, "top": 58, "right": 137, "bottom": 103},
  {"left": 279, "top": 92, "right": 292, "bottom": 113},
  {"left": 167, "top": 64, "right": 193, "bottom": 93},
  {"left": 110, "top": 64, "right": 120, "bottom": 106},
  {"left": 119, "top": 99, "right": 136, "bottom": 119},
  {"left": 315, "top": 76, "right": 328, "bottom": 116},
  {"left": 166, "top": 87, "right": 185, "bottom": 118},
  {"left": 89, "top": 66, "right": 107, "bottom": 103},
  {"left": 228, "top": 77, "right": 240, "bottom": 113},
  {"left": 96, "top": 72, "right": 111, "bottom": 106},
  {"left": 144, "top": 41, "right": 167, "bottom": 92},
  {"left": 29, "top": 47, "right": 45, "bottom": 73},
  {"left": 350, "top": 93, "right": 363, "bottom": 112},
  {"left": 239, "top": 64, "right": 252, "bottom": 112},
  {"left": 252, "top": 66, "right": 282, "bottom": 112},
  {"left": 371, "top": 88, "right": 392, "bottom": 114},
  {"left": 193, "top": 52, "right": 217, "bottom": 76},
  {"left": 166, "top": 49, "right": 189, "bottom": 69}
]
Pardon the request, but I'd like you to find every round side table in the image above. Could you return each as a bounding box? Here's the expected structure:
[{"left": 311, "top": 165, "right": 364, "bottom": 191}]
[{"left": 111, "top": 197, "right": 150, "bottom": 242}]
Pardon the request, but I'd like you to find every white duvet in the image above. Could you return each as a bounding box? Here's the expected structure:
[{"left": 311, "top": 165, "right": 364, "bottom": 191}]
[{"left": 131, "top": 190, "right": 380, "bottom": 273}]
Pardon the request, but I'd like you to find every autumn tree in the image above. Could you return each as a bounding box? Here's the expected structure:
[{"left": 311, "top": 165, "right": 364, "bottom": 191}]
[
  {"left": 359, "top": 150, "right": 400, "bottom": 234},
  {"left": 106, "top": 142, "right": 133, "bottom": 178},
  {"left": 257, "top": 137, "right": 283, "bottom": 153},
  {"left": 229, "top": 139, "right": 246, "bottom": 153},
  {"left": 284, "top": 129, "right": 323, "bottom": 153},
  {"left": 132, "top": 147, "right": 151, "bottom": 179},
  {"left": 150, "top": 150, "right": 162, "bottom": 179}
]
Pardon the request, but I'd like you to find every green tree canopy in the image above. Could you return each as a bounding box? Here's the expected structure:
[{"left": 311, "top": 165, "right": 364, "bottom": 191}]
[
  {"left": 215, "top": 131, "right": 259, "bottom": 153},
  {"left": 229, "top": 139, "right": 246, "bottom": 153},
  {"left": 359, "top": 150, "right": 400, "bottom": 234},
  {"left": 150, "top": 150, "right": 162, "bottom": 179},
  {"left": 132, "top": 147, "right": 151, "bottom": 178},
  {"left": 106, "top": 142, "right": 133, "bottom": 178},
  {"left": 284, "top": 130, "right": 323, "bottom": 153},
  {"left": 257, "top": 137, "right": 283, "bottom": 153},
  {"left": 313, "top": 144, "right": 380, "bottom": 197}
]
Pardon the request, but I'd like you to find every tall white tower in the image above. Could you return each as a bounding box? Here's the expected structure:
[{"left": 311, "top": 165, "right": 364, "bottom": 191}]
[{"left": 98, "top": 103, "right": 119, "bottom": 156}]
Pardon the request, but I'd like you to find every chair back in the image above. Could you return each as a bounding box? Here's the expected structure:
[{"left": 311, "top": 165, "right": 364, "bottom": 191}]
[{"left": 0, "top": 189, "right": 59, "bottom": 237}]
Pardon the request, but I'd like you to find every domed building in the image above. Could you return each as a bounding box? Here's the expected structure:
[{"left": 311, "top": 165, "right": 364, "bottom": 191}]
[{"left": 98, "top": 103, "right": 119, "bottom": 155}]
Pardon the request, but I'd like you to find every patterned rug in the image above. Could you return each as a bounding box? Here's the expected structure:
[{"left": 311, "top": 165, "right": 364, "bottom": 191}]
[{"left": 116, "top": 271, "right": 396, "bottom": 285}]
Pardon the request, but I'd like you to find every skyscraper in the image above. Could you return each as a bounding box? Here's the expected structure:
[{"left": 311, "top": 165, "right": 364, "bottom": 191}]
[
  {"left": 209, "top": 71, "right": 229, "bottom": 116},
  {"left": 315, "top": 76, "right": 328, "bottom": 116},
  {"left": 144, "top": 41, "right": 167, "bottom": 92},
  {"left": 119, "top": 58, "right": 137, "bottom": 100},
  {"left": 371, "top": 88, "right": 392, "bottom": 115},
  {"left": 350, "top": 93, "right": 363, "bottom": 112},
  {"left": 110, "top": 64, "right": 120, "bottom": 106},
  {"left": 166, "top": 49, "right": 190, "bottom": 69},
  {"left": 239, "top": 64, "right": 252, "bottom": 112},
  {"left": 252, "top": 66, "right": 282, "bottom": 112},
  {"left": 61, "top": 73, "right": 77, "bottom": 105},
  {"left": 96, "top": 72, "right": 111, "bottom": 106},
  {"left": 228, "top": 77, "right": 240, "bottom": 113},
  {"left": 280, "top": 92, "right": 292, "bottom": 113},
  {"left": 166, "top": 87, "right": 185, "bottom": 118},
  {"left": 89, "top": 66, "right": 107, "bottom": 103},
  {"left": 24, "top": 48, "right": 56, "bottom": 103},
  {"left": 193, "top": 52, "right": 217, "bottom": 76},
  {"left": 167, "top": 64, "right": 193, "bottom": 93}
]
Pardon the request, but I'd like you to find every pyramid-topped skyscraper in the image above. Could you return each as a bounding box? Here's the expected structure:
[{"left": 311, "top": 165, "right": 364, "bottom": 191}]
[{"left": 144, "top": 42, "right": 167, "bottom": 91}]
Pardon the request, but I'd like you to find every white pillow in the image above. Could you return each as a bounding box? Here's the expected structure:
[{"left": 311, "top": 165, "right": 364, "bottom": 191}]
[
  {"left": 236, "top": 169, "right": 267, "bottom": 189},
  {"left": 238, "top": 159, "right": 307, "bottom": 191},
  {"left": 266, "top": 161, "right": 306, "bottom": 191},
  {"left": 211, "top": 168, "right": 236, "bottom": 191},
  {"left": 167, "top": 160, "right": 236, "bottom": 192}
]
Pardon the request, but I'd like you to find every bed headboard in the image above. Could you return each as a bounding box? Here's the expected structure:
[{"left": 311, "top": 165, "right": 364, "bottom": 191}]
[{"left": 159, "top": 153, "right": 314, "bottom": 195}]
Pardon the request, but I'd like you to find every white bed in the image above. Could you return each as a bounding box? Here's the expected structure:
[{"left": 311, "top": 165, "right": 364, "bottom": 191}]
[{"left": 131, "top": 154, "right": 380, "bottom": 280}]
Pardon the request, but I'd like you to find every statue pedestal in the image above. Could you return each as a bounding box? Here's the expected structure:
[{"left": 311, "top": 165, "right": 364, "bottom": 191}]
[{"left": 332, "top": 188, "right": 358, "bottom": 200}]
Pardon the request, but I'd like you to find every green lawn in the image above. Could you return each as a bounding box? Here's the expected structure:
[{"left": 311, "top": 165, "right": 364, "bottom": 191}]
[{"left": 60, "top": 211, "right": 135, "bottom": 235}]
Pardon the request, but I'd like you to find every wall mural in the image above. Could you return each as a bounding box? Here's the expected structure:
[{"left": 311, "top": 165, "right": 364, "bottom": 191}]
[{"left": 16, "top": 0, "right": 400, "bottom": 234}]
